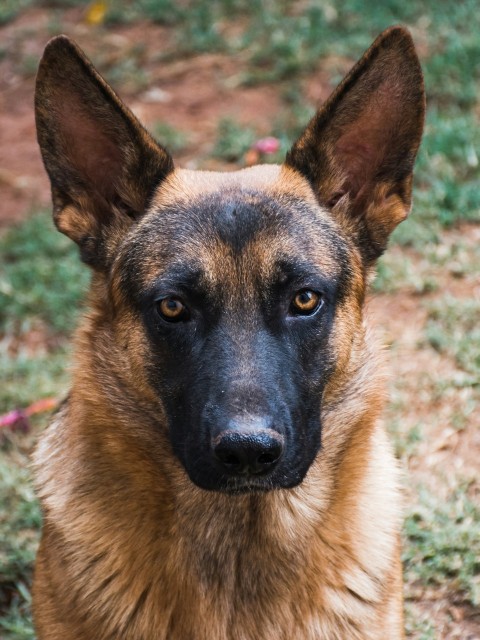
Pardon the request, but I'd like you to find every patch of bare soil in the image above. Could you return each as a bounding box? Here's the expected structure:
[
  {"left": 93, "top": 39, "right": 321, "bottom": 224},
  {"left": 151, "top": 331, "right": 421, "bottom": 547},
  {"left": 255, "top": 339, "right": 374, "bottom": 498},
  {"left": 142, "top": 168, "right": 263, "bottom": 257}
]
[
  {"left": 0, "top": 8, "right": 285, "bottom": 227},
  {"left": 368, "top": 239, "right": 480, "bottom": 639},
  {"left": 410, "top": 592, "right": 480, "bottom": 640},
  {"left": 369, "top": 231, "right": 480, "bottom": 482}
]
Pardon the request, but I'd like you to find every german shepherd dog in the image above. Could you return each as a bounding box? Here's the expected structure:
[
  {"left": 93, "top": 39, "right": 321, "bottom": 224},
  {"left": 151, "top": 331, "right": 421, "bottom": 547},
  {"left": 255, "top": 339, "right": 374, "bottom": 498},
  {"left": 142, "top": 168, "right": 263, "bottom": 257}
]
[{"left": 33, "top": 26, "right": 424, "bottom": 639}]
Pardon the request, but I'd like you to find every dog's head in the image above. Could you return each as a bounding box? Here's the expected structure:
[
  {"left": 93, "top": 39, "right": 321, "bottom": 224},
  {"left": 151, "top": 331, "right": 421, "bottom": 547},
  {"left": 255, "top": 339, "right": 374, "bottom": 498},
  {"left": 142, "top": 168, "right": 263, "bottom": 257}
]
[{"left": 35, "top": 28, "right": 424, "bottom": 493}]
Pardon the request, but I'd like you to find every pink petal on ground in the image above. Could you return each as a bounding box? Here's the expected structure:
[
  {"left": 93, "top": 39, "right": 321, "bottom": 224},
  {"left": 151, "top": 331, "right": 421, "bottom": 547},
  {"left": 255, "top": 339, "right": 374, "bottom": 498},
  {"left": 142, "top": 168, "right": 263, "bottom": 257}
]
[{"left": 254, "top": 137, "right": 280, "bottom": 154}]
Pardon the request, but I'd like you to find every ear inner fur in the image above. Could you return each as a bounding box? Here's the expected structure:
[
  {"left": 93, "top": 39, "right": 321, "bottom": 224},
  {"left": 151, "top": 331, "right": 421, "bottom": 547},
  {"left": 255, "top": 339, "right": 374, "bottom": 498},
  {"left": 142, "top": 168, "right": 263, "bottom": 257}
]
[{"left": 35, "top": 35, "right": 174, "bottom": 269}]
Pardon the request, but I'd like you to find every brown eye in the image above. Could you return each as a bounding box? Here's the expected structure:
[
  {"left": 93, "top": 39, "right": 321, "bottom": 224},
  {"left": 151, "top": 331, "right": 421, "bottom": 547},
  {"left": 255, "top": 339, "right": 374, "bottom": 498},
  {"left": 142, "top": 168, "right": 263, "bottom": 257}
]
[
  {"left": 157, "top": 297, "right": 188, "bottom": 322},
  {"left": 291, "top": 290, "right": 322, "bottom": 315}
]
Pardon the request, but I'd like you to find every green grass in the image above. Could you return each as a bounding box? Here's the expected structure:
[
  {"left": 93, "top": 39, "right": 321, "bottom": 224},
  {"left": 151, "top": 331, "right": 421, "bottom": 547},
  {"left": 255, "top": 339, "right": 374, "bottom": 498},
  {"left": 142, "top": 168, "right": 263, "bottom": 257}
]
[
  {"left": 212, "top": 118, "right": 257, "bottom": 163},
  {"left": 106, "top": 0, "right": 183, "bottom": 27},
  {"left": 0, "top": 212, "right": 88, "bottom": 638},
  {"left": 372, "top": 253, "right": 438, "bottom": 295},
  {"left": 394, "top": 109, "right": 480, "bottom": 247},
  {"left": 0, "top": 450, "right": 39, "bottom": 640},
  {"left": 0, "top": 0, "right": 35, "bottom": 25},
  {"left": 151, "top": 122, "right": 189, "bottom": 154},
  {"left": 0, "top": 207, "right": 84, "bottom": 437},
  {"left": 171, "top": 0, "right": 479, "bottom": 238},
  {"left": 5, "top": 0, "right": 479, "bottom": 235},
  {"left": 425, "top": 297, "right": 480, "bottom": 385},
  {"left": 0, "top": 211, "right": 88, "bottom": 337},
  {"left": 404, "top": 485, "right": 480, "bottom": 606},
  {"left": 102, "top": 43, "right": 151, "bottom": 94},
  {"left": 0, "top": 349, "right": 71, "bottom": 414},
  {"left": 404, "top": 605, "right": 437, "bottom": 640}
]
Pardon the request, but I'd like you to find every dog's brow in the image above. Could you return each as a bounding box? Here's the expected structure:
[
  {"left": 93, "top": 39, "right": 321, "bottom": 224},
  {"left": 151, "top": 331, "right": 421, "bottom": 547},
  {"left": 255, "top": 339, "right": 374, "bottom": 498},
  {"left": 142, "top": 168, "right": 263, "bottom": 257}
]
[
  {"left": 274, "top": 258, "right": 330, "bottom": 285},
  {"left": 148, "top": 264, "right": 205, "bottom": 293}
]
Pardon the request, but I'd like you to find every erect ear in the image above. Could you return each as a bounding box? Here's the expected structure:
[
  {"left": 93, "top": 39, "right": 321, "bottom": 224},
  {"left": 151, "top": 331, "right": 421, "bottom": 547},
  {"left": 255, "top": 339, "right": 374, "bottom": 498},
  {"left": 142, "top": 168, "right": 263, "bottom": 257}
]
[
  {"left": 285, "top": 26, "right": 425, "bottom": 265},
  {"left": 35, "top": 35, "right": 174, "bottom": 269}
]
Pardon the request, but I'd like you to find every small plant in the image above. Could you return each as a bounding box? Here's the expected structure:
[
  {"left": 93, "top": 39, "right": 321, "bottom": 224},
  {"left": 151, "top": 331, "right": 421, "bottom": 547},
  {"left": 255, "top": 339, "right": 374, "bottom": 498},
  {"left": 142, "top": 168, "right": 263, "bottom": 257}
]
[
  {"left": 0, "top": 211, "right": 89, "bottom": 336},
  {"left": 0, "top": 210, "right": 88, "bottom": 637},
  {"left": 0, "top": 0, "right": 34, "bottom": 25},
  {"left": 104, "top": 50, "right": 150, "bottom": 94},
  {"left": 151, "top": 122, "right": 189, "bottom": 154},
  {"left": 0, "top": 453, "right": 40, "bottom": 640},
  {"left": 425, "top": 296, "right": 480, "bottom": 384},
  {"left": 212, "top": 118, "right": 257, "bottom": 163},
  {"left": 403, "top": 486, "right": 480, "bottom": 606}
]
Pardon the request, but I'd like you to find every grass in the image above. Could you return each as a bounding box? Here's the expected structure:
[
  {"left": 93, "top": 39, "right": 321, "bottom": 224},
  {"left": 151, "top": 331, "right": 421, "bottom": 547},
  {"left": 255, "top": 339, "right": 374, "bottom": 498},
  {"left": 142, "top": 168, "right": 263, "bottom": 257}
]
[
  {"left": 151, "top": 122, "right": 189, "bottom": 154},
  {"left": 0, "top": 213, "right": 88, "bottom": 638},
  {"left": 0, "top": 0, "right": 34, "bottom": 25},
  {"left": 404, "top": 486, "right": 480, "bottom": 606},
  {"left": 0, "top": 447, "right": 39, "bottom": 640},
  {"left": 0, "top": 207, "right": 87, "bottom": 413},
  {"left": 1, "top": 1, "right": 479, "bottom": 637},
  {"left": 104, "top": 51, "right": 151, "bottom": 94},
  {"left": 372, "top": 252, "right": 438, "bottom": 295},
  {"left": 426, "top": 297, "right": 480, "bottom": 385},
  {"left": 404, "top": 606, "right": 437, "bottom": 640},
  {"left": 0, "top": 212, "right": 88, "bottom": 336},
  {"left": 212, "top": 118, "right": 257, "bottom": 163}
]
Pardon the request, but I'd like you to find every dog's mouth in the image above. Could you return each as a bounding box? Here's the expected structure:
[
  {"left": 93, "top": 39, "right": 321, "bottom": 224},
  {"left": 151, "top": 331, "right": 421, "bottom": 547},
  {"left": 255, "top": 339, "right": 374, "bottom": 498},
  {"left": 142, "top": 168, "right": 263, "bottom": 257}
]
[
  {"left": 184, "top": 461, "right": 308, "bottom": 493},
  {"left": 221, "top": 475, "right": 275, "bottom": 495}
]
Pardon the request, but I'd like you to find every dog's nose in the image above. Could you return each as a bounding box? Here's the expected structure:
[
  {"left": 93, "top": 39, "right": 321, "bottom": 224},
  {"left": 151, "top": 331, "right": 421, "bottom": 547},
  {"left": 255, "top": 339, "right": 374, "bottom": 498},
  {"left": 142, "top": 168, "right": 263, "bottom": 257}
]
[{"left": 213, "top": 428, "right": 284, "bottom": 476}]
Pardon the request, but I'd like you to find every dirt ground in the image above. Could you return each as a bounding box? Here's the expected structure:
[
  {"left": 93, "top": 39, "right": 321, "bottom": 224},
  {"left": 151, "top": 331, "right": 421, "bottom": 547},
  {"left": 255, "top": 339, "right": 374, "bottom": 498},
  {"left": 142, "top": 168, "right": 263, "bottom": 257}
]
[
  {"left": 1, "top": 6, "right": 479, "bottom": 639},
  {"left": 0, "top": 7, "right": 290, "bottom": 227}
]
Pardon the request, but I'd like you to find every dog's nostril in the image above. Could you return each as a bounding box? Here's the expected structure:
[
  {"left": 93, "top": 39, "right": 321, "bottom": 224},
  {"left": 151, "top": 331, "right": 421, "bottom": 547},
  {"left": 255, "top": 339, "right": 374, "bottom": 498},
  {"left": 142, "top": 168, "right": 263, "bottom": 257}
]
[
  {"left": 213, "top": 430, "right": 284, "bottom": 477},
  {"left": 257, "top": 452, "right": 277, "bottom": 465},
  {"left": 218, "top": 452, "right": 241, "bottom": 467}
]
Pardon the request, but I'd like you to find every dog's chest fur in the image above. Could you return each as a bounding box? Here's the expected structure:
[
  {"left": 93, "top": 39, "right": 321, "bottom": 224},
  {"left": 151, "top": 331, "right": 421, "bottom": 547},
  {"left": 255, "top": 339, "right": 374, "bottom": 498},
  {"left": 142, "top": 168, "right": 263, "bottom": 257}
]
[{"left": 35, "top": 399, "right": 401, "bottom": 640}]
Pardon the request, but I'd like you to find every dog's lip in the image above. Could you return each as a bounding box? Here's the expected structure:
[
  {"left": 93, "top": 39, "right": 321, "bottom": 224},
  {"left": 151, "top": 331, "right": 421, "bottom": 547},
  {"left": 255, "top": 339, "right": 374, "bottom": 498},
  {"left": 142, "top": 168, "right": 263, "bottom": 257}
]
[{"left": 221, "top": 476, "right": 274, "bottom": 494}]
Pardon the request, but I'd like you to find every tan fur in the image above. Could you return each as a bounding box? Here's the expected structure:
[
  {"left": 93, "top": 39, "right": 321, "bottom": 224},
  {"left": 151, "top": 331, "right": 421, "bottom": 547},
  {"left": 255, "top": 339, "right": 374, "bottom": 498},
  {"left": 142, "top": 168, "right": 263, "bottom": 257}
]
[{"left": 33, "top": 26, "right": 425, "bottom": 639}]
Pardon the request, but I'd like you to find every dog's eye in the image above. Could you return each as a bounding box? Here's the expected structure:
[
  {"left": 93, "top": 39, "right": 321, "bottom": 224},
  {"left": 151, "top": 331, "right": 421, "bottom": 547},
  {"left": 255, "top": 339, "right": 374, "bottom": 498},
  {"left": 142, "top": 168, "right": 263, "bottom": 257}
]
[
  {"left": 290, "top": 290, "right": 323, "bottom": 316},
  {"left": 157, "top": 296, "right": 189, "bottom": 322}
]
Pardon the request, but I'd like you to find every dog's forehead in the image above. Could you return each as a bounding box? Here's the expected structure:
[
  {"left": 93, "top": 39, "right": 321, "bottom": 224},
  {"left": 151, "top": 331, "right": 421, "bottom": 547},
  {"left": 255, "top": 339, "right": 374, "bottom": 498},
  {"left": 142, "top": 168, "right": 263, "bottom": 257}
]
[{"left": 121, "top": 165, "right": 350, "bottom": 289}]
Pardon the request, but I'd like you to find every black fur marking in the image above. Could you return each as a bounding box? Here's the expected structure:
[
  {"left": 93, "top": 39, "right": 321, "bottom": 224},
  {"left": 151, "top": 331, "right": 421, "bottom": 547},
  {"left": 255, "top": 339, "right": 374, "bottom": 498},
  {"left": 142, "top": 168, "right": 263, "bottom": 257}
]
[
  {"left": 120, "top": 189, "right": 354, "bottom": 307},
  {"left": 116, "top": 188, "right": 356, "bottom": 492}
]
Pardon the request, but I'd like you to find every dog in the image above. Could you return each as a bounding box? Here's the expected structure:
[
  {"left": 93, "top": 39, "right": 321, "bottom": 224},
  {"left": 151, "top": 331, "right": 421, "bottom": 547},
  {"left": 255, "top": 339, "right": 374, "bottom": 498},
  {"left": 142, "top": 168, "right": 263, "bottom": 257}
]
[{"left": 33, "top": 26, "right": 425, "bottom": 639}]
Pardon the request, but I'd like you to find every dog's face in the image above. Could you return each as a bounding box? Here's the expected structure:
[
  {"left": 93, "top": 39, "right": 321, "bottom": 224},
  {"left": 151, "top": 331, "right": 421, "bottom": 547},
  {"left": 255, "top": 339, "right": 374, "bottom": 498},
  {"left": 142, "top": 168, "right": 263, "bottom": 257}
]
[
  {"left": 116, "top": 181, "right": 356, "bottom": 491},
  {"left": 35, "top": 28, "right": 424, "bottom": 492}
]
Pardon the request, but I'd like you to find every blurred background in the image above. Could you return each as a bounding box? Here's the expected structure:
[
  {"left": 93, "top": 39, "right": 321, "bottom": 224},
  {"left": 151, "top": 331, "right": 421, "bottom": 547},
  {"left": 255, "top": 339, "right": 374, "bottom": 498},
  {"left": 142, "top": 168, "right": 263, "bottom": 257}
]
[{"left": 0, "top": 1, "right": 479, "bottom": 638}]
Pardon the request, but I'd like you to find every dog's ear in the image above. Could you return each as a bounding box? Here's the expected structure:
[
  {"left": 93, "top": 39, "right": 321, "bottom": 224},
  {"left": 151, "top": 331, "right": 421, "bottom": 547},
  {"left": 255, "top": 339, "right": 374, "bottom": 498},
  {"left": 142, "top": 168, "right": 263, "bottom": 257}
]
[
  {"left": 286, "top": 26, "right": 425, "bottom": 264},
  {"left": 35, "top": 36, "right": 174, "bottom": 269}
]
